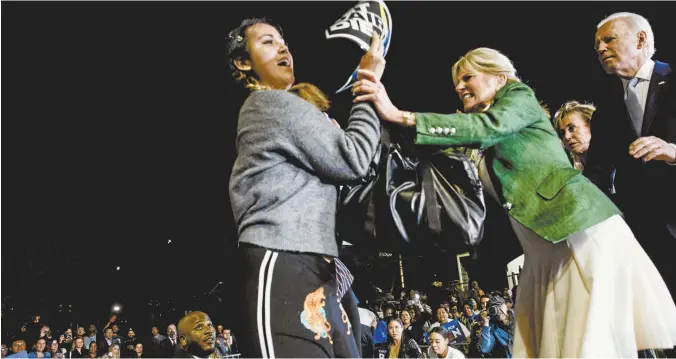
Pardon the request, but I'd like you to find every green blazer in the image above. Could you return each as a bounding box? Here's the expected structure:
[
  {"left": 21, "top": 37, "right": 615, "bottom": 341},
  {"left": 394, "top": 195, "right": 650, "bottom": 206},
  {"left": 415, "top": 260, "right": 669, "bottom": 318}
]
[{"left": 414, "top": 81, "right": 620, "bottom": 243}]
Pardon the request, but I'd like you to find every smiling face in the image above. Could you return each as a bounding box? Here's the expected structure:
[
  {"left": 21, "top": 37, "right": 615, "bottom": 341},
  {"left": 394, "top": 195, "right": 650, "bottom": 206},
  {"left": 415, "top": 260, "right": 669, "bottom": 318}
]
[
  {"left": 36, "top": 339, "right": 47, "bottom": 353},
  {"left": 235, "top": 23, "right": 294, "bottom": 90},
  {"left": 455, "top": 67, "right": 505, "bottom": 113},
  {"left": 436, "top": 308, "right": 449, "bottom": 323},
  {"left": 595, "top": 18, "right": 646, "bottom": 78}
]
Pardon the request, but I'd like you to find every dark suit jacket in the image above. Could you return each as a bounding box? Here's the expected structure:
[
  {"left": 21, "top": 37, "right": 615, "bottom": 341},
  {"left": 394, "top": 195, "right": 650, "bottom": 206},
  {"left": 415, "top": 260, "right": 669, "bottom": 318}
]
[
  {"left": 97, "top": 339, "right": 112, "bottom": 357},
  {"left": 172, "top": 347, "right": 193, "bottom": 358},
  {"left": 584, "top": 60, "right": 676, "bottom": 238},
  {"left": 162, "top": 338, "right": 176, "bottom": 358},
  {"left": 69, "top": 348, "right": 88, "bottom": 358}
]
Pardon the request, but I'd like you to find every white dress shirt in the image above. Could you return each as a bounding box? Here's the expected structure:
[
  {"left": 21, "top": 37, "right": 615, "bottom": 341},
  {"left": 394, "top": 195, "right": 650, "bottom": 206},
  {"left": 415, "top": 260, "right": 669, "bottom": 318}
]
[
  {"left": 621, "top": 59, "right": 655, "bottom": 116},
  {"left": 621, "top": 59, "right": 676, "bottom": 163}
]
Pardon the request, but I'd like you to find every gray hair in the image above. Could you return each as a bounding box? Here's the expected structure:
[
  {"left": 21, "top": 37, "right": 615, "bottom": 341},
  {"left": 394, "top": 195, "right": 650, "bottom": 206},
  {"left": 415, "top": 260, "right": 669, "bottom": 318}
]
[{"left": 597, "top": 12, "right": 655, "bottom": 58}]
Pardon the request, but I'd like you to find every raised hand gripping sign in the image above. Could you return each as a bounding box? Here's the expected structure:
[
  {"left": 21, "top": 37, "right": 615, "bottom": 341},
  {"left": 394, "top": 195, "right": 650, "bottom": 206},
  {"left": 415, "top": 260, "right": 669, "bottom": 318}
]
[{"left": 325, "top": 0, "right": 392, "bottom": 93}]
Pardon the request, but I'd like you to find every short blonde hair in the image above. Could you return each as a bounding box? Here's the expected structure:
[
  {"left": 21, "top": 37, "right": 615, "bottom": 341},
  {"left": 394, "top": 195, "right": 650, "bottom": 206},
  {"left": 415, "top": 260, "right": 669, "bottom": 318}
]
[
  {"left": 452, "top": 48, "right": 521, "bottom": 86},
  {"left": 597, "top": 12, "right": 655, "bottom": 58},
  {"left": 552, "top": 101, "right": 597, "bottom": 129}
]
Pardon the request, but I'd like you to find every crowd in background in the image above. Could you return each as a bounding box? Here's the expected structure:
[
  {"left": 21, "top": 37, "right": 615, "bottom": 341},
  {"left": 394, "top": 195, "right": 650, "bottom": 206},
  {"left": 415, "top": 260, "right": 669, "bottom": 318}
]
[{"left": 1, "top": 314, "right": 239, "bottom": 359}]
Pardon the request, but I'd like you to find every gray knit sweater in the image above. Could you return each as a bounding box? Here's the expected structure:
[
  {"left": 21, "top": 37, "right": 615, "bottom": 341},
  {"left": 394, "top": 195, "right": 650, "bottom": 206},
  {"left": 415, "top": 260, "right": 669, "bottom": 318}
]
[{"left": 229, "top": 90, "right": 381, "bottom": 257}]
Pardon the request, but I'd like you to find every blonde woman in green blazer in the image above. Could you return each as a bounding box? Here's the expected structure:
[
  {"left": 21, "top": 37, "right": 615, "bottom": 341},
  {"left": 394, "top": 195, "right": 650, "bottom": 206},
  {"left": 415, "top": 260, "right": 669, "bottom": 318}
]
[{"left": 352, "top": 47, "right": 676, "bottom": 357}]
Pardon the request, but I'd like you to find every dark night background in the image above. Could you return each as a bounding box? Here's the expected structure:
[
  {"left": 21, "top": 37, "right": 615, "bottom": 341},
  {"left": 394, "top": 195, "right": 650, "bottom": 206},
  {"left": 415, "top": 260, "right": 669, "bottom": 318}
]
[{"left": 2, "top": 0, "right": 675, "bottom": 338}]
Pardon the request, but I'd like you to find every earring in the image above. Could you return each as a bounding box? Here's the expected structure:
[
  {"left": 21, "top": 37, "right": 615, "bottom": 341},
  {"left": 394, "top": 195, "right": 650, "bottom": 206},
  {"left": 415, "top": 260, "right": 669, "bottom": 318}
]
[{"left": 228, "top": 33, "right": 243, "bottom": 42}]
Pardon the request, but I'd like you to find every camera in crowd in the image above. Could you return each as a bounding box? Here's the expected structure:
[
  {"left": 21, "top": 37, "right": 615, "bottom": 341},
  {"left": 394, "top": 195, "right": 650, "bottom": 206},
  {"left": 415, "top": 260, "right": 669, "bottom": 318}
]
[{"left": 486, "top": 295, "right": 507, "bottom": 321}]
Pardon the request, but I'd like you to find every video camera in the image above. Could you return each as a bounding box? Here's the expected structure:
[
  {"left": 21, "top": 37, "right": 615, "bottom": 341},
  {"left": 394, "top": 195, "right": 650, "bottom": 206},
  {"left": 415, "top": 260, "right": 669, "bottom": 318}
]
[{"left": 486, "top": 295, "right": 506, "bottom": 320}]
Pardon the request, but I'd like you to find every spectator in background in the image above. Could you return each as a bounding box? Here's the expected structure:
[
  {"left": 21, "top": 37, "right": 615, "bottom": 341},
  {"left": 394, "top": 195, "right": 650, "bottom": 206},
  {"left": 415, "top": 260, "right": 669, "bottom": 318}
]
[
  {"left": 479, "top": 295, "right": 490, "bottom": 311},
  {"left": 166, "top": 324, "right": 178, "bottom": 351},
  {"left": 110, "top": 326, "right": 122, "bottom": 347},
  {"left": 214, "top": 334, "right": 228, "bottom": 358},
  {"left": 101, "top": 316, "right": 117, "bottom": 334},
  {"left": 86, "top": 343, "right": 97, "bottom": 359},
  {"left": 460, "top": 303, "right": 479, "bottom": 331},
  {"left": 480, "top": 296, "right": 514, "bottom": 358},
  {"left": 24, "top": 316, "right": 43, "bottom": 351},
  {"left": 46, "top": 340, "right": 60, "bottom": 359},
  {"left": 27, "top": 338, "right": 50, "bottom": 358},
  {"left": 97, "top": 328, "right": 114, "bottom": 356},
  {"left": 450, "top": 306, "right": 462, "bottom": 321},
  {"left": 377, "top": 318, "right": 423, "bottom": 358},
  {"left": 83, "top": 326, "right": 96, "bottom": 351},
  {"left": 38, "top": 327, "right": 52, "bottom": 345},
  {"left": 149, "top": 326, "right": 166, "bottom": 358},
  {"left": 2, "top": 344, "right": 9, "bottom": 358},
  {"left": 122, "top": 329, "right": 138, "bottom": 359},
  {"left": 221, "top": 329, "right": 238, "bottom": 355},
  {"left": 59, "top": 329, "right": 73, "bottom": 352},
  {"left": 7, "top": 339, "right": 27, "bottom": 358},
  {"left": 400, "top": 310, "right": 424, "bottom": 345},
  {"left": 357, "top": 306, "right": 377, "bottom": 359},
  {"left": 132, "top": 343, "right": 144, "bottom": 359},
  {"left": 427, "top": 327, "right": 465, "bottom": 359},
  {"left": 68, "top": 337, "right": 87, "bottom": 358},
  {"left": 101, "top": 344, "right": 120, "bottom": 359},
  {"left": 75, "top": 329, "right": 86, "bottom": 342}
]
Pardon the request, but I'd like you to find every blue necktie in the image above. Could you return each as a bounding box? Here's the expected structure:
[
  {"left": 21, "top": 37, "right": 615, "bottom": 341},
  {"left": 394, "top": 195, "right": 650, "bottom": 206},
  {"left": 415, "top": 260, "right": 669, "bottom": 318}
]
[{"left": 625, "top": 77, "right": 643, "bottom": 135}]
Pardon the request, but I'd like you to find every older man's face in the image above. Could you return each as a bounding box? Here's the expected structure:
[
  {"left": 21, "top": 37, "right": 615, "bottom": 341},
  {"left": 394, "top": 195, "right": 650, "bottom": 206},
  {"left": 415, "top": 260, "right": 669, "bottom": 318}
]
[
  {"left": 167, "top": 324, "right": 177, "bottom": 338},
  {"left": 595, "top": 19, "right": 646, "bottom": 78}
]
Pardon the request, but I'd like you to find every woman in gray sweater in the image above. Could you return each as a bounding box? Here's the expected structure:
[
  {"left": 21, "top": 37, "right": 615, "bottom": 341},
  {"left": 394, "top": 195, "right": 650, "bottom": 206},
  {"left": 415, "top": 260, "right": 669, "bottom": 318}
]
[{"left": 226, "top": 18, "right": 384, "bottom": 358}]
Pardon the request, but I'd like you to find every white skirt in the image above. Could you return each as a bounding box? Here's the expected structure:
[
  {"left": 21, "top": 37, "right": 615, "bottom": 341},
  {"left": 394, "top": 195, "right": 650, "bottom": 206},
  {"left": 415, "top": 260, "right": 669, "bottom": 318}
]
[{"left": 477, "top": 158, "right": 676, "bottom": 357}]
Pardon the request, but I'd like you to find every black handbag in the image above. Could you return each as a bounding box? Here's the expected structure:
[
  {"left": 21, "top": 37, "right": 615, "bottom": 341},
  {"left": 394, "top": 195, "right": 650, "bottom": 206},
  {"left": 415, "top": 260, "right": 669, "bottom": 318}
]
[{"left": 337, "top": 133, "right": 487, "bottom": 253}]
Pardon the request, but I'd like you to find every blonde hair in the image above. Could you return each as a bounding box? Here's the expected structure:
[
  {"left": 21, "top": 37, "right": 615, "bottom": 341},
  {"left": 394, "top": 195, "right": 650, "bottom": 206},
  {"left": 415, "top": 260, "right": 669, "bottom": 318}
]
[
  {"left": 450, "top": 48, "right": 555, "bottom": 117},
  {"left": 552, "top": 101, "right": 597, "bottom": 129},
  {"left": 597, "top": 12, "right": 655, "bottom": 58},
  {"left": 452, "top": 48, "right": 521, "bottom": 87}
]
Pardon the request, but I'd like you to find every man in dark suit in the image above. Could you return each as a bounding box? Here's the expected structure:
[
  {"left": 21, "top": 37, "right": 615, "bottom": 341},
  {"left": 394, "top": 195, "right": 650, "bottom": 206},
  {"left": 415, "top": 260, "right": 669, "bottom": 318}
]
[
  {"left": 97, "top": 328, "right": 115, "bottom": 356},
  {"left": 164, "top": 324, "right": 178, "bottom": 358},
  {"left": 588, "top": 12, "right": 676, "bottom": 301}
]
